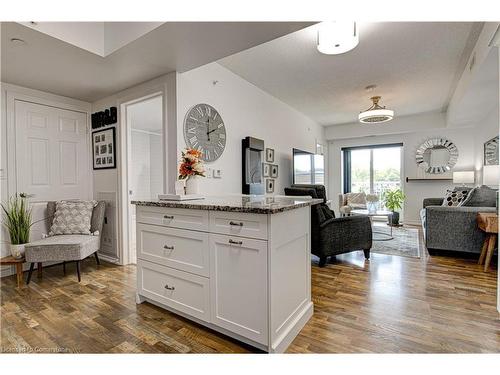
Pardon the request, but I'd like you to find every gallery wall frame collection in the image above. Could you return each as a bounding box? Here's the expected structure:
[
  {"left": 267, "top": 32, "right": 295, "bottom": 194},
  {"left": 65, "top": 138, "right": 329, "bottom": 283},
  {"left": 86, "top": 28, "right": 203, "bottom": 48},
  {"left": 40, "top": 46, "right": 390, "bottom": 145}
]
[
  {"left": 262, "top": 147, "right": 278, "bottom": 193},
  {"left": 92, "top": 127, "right": 116, "bottom": 170}
]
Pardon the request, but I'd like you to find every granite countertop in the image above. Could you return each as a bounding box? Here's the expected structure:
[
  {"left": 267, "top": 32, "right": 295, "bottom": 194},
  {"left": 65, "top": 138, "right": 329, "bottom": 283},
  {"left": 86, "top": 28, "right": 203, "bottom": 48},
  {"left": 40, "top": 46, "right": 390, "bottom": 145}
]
[{"left": 131, "top": 195, "right": 324, "bottom": 214}]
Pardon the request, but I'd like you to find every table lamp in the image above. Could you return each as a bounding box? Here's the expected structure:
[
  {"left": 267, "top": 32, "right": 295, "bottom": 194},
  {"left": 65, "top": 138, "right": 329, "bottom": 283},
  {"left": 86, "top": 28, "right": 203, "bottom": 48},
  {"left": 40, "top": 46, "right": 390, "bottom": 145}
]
[
  {"left": 482, "top": 165, "right": 500, "bottom": 186},
  {"left": 453, "top": 171, "right": 475, "bottom": 186}
]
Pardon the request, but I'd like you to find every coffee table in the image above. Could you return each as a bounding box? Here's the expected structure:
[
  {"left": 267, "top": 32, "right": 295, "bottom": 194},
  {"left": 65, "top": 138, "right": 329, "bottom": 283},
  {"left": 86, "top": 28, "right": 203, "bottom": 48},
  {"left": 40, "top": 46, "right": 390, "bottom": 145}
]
[{"left": 351, "top": 209, "right": 394, "bottom": 241}]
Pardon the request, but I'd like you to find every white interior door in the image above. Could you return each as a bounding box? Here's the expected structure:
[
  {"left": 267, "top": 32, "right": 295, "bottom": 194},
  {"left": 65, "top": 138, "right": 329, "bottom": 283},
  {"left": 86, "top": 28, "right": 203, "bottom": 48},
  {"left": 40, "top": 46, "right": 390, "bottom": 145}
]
[{"left": 14, "top": 100, "right": 91, "bottom": 240}]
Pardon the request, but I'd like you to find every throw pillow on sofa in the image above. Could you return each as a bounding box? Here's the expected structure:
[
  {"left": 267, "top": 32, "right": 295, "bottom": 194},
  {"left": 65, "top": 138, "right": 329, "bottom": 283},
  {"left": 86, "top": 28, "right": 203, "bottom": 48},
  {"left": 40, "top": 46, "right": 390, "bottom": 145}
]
[
  {"left": 49, "top": 200, "right": 98, "bottom": 236},
  {"left": 442, "top": 189, "right": 473, "bottom": 207},
  {"left": 463, "top": 185, "right": 497, "bottom": 207}
]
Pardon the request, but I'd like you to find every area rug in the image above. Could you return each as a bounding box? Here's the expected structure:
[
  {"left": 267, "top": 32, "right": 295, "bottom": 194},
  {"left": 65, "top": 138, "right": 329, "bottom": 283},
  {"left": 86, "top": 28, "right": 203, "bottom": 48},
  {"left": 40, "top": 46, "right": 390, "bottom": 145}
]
[{"left": 370, "top": 222, "right": 420, "bottom": 258}]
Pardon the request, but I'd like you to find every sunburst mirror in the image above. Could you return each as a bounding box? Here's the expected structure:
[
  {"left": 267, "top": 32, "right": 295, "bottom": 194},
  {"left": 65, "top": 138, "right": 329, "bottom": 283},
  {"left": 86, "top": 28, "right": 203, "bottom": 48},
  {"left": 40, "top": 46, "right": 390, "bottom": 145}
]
[{"left": 415, "top": 138, "right": 459, "bottom": 174}]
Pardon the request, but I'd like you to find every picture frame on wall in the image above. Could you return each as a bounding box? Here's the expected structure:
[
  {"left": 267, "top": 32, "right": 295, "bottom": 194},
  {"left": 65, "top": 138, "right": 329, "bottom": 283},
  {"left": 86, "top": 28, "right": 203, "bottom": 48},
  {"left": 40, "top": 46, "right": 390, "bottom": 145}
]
[
  {"left": 270, "top": 164, "right": 279, "bottom": 178},
  {"left": 266, "top": 178, "right": 275, "bottom": 194},
  {"left": 262, "top": 163, "right": 271, "bottom": 177},
  {"left": 484, "top": 135, "right": 499, "bottom": 165},
  {"left": 92, "top": 127, "right": 116, "bottom": 170},
  {"left": 265, "top": 148, "right": 275, "bottom": 163}
]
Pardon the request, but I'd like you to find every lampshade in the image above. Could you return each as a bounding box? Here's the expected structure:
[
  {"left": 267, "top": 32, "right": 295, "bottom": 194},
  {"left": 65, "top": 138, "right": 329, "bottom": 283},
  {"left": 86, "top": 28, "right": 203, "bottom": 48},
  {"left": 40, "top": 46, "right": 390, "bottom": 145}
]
[
  {"left": 453, "top": 171, "right": 475, "bottom": 184},
  {"left": 358, "top": 96, "right": 394, "bottom": 124},
  {"left": 483, "top": 165, "right": 500, "bottom": 186},
  {"left": 317, "top": 22, "right": 359, "bottom": 55}
]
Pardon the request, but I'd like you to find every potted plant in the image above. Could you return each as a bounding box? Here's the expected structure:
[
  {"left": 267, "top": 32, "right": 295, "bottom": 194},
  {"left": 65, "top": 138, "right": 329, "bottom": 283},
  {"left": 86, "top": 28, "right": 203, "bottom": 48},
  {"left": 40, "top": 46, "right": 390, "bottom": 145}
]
[
  {"left": 383, "top": 189, "right": 406, "bottom": 226},
  {"left": 178, "top": 148, "right": 206, "bottom": 195},
  {"left": 1, "top": 193, "right": 33, "bottom": 259}
]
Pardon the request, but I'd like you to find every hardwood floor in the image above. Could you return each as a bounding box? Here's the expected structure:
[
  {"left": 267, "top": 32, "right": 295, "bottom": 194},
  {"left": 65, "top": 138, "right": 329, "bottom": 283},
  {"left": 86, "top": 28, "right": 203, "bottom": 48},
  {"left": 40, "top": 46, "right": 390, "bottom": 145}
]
[{"left": 1, "top": 244, "right": 499, "bottom": 353}]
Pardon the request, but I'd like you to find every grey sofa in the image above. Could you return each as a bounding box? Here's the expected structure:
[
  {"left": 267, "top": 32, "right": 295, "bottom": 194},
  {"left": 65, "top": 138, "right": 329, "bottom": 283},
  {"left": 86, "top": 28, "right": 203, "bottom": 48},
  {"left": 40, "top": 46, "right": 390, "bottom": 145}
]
[
  {"left": 285, "top": 184, "right": 372, "bottom": 267},
  {"left": 25, "top": 201, "right": 106, "bottom": 283},
  {"left": 421, "top": 186, "right": 497, "bottom": 255}
]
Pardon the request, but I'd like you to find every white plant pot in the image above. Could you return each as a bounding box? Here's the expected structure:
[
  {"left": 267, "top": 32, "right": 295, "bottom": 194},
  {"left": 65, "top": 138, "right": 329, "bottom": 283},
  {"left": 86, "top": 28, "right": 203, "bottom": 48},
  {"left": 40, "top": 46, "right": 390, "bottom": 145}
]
[
  {"left": 185, "top": 175, "right": 200, "bottom": 195},
  {"left": 10, "top": 244, "right": 25, "bottom": 259}
]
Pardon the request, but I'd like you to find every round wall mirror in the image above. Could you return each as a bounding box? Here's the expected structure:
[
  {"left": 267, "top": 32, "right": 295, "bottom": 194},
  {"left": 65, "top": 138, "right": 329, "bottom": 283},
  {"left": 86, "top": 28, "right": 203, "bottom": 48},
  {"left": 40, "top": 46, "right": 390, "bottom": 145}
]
[{"left": 415, "top": 138, "right": 458, "bottom": 174}]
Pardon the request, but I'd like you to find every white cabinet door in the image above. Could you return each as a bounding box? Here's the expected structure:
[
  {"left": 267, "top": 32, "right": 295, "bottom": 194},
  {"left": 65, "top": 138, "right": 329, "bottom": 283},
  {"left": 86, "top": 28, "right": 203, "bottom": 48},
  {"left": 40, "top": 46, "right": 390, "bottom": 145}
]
[
  {"left": 14, "top": 100, "right": 90, "bottom": 239},
  {"left": 209, "top": 234, "right": 268, "bottom": 345}
]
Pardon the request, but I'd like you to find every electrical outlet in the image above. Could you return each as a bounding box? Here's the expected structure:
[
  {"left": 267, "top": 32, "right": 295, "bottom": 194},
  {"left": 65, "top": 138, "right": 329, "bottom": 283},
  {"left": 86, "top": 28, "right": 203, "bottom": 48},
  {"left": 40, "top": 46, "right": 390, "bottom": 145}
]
[{"left": 206, "top": 167, "right": 212, "bottom": 178}]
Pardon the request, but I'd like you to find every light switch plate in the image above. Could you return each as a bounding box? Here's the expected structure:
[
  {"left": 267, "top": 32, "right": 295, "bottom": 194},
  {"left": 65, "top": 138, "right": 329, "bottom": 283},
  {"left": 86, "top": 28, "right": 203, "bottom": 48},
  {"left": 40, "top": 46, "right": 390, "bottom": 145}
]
[{"left": 213, "top": 169, "right": 222, "bottom": 179}]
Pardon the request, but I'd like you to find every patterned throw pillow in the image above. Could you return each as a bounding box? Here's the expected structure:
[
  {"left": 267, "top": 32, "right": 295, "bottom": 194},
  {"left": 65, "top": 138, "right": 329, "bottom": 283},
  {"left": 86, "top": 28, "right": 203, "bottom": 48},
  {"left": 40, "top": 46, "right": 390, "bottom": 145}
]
[
  {"left": 442, "top": 189, "right": 471, "bottom": 207},
  {"left": 346, "top": 192, "right": 366, "bottom": 208},
  {"left": 49, "top": 200, "right": 97, "bottom": 236}
]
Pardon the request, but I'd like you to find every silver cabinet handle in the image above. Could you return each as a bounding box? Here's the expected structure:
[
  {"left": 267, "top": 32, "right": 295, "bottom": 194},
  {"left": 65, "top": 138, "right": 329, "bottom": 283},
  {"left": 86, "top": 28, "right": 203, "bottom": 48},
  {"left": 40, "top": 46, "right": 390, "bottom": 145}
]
[
  {"left": 229, "top": 221, "right": 244, "bottom": 227},
  {"left": 163, "top": 215, "right": 174, "bottom": 219},
  {"left": 229, "top": 239, "right": 243, "bottom": 245},
  {"left": 163, "top": 245, "right": 174, "bottom": 250},
  {"left": 164, "top": 284, "right": 175, "bottom": 291}
]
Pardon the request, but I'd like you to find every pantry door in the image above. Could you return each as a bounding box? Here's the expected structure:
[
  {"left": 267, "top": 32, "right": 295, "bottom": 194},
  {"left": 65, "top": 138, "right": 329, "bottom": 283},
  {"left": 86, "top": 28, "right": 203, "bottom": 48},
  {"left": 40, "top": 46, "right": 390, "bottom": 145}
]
[{"left": 14, "top": 100, "right": 91, "bottom": 239}]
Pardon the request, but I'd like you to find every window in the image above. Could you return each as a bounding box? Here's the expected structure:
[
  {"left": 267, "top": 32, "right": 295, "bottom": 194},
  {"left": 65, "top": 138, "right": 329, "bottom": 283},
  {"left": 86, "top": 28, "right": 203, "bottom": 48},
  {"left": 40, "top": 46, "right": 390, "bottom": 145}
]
[{"left": 343, "top": 144, "right": 403, "bottom": 206}]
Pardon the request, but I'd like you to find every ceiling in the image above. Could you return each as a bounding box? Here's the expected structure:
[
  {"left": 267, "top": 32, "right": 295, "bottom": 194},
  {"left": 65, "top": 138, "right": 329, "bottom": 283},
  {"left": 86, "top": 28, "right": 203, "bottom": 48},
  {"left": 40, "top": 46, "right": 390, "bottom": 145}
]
[
  {"left": 1, "top": 22, "right": 312, "bottom": 102},
  {"left": 219, "top": 22, "right": 482, "bottom": 126},
  {"left": 128, "top": 95, "right": 162, "bottom": 133},
  {"left": 447, "top": 48, "right": 499, "bottom": 127},
  {"left": 18, "top": 22, "right": 163, "bottom": 57}
]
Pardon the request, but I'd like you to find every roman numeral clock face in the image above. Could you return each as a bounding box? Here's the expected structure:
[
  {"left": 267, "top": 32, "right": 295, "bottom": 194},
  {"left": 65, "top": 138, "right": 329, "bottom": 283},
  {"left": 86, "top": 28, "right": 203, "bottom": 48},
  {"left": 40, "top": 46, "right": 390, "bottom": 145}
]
[{"left": 183, "top": 104, "right": 226, "bottom": 162}]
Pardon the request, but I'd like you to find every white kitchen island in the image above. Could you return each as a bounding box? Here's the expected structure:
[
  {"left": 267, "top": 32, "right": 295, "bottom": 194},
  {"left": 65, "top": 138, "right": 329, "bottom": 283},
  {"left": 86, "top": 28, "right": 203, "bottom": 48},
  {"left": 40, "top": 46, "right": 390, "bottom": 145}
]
[{"left": 131, "top": 195, "right": 322, "bottom": 353}]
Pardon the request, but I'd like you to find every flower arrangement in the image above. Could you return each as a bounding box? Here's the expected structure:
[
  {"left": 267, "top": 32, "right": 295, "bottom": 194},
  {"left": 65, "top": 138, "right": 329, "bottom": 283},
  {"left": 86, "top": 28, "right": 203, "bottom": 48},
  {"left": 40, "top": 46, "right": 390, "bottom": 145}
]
[
  {"left": 178, "top": 148, "right": 206, "bottom": 180},
  {"left": 366, "top": 194, "right": 379, "bottom": 203}
]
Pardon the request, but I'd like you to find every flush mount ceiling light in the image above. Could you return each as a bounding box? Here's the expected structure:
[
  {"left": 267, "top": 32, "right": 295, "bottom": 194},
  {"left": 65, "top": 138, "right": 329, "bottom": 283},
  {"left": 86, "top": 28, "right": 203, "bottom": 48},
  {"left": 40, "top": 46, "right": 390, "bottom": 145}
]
[
  {"left": 317, "top": 21, "right": 359, "bottom": 55},
  {"left": 358, "top": 96, "right": 394, "bottom": 124}
]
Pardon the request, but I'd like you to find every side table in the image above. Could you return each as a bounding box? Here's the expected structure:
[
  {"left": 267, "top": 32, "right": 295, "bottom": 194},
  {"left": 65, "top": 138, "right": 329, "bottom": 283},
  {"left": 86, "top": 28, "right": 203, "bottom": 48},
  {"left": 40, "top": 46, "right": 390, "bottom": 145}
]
[
  {"left": 0, "top": 255, "right": 26, "bottom": 287},
  {"left": 477, "top": 212, "right": 498, "bottom": 272}
]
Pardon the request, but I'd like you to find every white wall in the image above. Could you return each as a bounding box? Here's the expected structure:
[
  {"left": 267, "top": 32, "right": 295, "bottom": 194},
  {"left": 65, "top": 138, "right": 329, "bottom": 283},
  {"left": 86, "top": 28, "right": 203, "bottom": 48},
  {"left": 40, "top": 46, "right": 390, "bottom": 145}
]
[
  {"left": 176, "top": 62, "right": 325, "bottom": 195},
  {"left": 129, "top": 130, "right": 163, "bottom": 200},
  {"left": 327, "top": 112, "right": 477, "bottom": 224}
]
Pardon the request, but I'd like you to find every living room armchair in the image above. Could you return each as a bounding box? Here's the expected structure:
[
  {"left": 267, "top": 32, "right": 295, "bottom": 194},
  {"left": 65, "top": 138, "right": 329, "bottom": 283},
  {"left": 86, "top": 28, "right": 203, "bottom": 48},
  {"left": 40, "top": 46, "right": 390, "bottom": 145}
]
[
  {"left": 338, "top": 192, "right": 367, "bottom": 216},
  {"left": 285, "top": 185, "right": 372, "bottom": 267}
]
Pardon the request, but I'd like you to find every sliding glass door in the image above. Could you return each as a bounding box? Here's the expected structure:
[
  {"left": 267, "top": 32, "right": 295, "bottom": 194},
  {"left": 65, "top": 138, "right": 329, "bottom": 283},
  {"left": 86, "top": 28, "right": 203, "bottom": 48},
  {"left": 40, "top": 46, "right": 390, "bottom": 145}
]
[{"left": 343, "top": 144, "right": 402, "bottom": 207}]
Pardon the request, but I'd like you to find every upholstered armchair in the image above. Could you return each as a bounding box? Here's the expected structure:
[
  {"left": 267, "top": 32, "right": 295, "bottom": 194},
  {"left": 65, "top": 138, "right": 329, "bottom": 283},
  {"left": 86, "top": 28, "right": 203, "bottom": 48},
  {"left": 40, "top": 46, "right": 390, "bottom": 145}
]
[
  {"left": 338, "top": 192, "right": 367, "bottom": 216},
  {"left": 285, "top": 185, "right": 372, "bottom": 267},
  {"left": 25, "top": 201, "right": 106, "bottom": 283}
]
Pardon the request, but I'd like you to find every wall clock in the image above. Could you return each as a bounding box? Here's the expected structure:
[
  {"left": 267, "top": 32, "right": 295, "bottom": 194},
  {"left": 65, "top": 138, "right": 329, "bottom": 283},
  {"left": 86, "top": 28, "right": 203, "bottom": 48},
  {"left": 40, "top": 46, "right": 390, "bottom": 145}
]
[
  {"left": 484, "top": 136, "right": 499, "bottom": 165},
  {"left": 183, "top": 103, "right": 226, "bottom": 162}
]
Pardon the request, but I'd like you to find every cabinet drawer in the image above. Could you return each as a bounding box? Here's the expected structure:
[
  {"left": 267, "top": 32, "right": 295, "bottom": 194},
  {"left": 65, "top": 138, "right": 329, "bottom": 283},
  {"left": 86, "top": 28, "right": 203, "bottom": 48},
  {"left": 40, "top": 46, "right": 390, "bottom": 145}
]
[
  {"left": 137, "top": 223, "right": 209, "bottom": 277},
  {"left": 209, "top": 211, "right": 268, "bottom": 240},
  {"left": 136, "top": 206, "right": 209, "bottom": 232},
  {"left": 137, "top": 260, "right": 210, "bottom": 322}
]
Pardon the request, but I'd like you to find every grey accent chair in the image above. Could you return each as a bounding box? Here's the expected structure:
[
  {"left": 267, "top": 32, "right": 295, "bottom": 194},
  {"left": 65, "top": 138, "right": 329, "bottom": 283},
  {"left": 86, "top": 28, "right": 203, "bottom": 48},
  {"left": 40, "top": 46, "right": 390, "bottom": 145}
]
[
  {"left": 25, "top": 201, "right": 106, "bottom": 283},
  {"left": 285, "top": 185, "right": 372, "bottom": 267}
]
